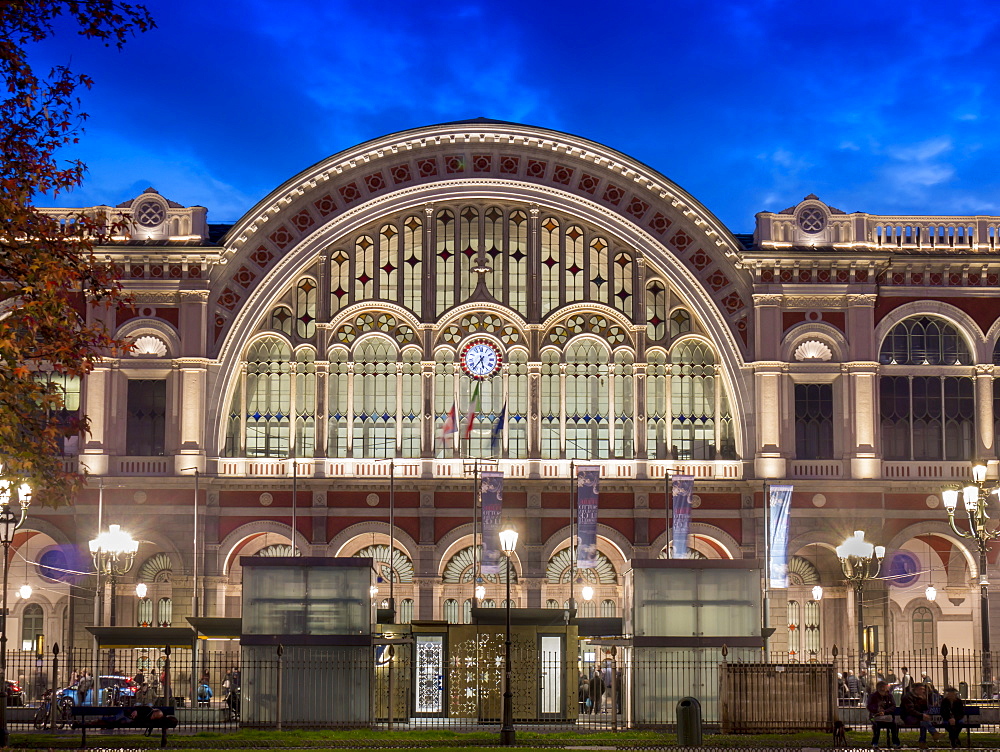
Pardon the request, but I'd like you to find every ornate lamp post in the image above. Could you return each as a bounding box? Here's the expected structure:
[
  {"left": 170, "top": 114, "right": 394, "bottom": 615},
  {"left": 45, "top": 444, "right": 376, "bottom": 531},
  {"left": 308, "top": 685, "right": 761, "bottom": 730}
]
[
  {"left": 836, "top": 531, "right": 884, "bottom": 671},
  {"left": 90, "top": 524, "right": 138, "bottom": 628},
  {"left": 0, "top": 473, "right": 31, "bottom": 746},
  {"left": 942, "top": 460, "right": 1000, "bottom": 695},
  {"left": 498, "top": 524, "right": 518, "bottom": 746}
]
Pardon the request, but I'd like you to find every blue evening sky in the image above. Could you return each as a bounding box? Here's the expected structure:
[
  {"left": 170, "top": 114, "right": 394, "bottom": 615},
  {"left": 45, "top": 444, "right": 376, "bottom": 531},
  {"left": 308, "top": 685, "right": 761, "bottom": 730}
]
[{"left": 31, "top": 0, "right": 1000, "bottom": 232}]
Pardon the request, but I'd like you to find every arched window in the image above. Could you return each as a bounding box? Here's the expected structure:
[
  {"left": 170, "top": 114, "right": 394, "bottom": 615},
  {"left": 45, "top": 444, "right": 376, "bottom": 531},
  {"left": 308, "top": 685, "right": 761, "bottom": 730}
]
[
  {"left": 330, "top": 248, "right": 351, "bottom": 315},
  {"left": 353, "top": 339, "right": 397, "bottom": 457},
  {"left": 540, "top": 349, "right": 561, "bottom": 459},
  {"left": 613, "top": 350, "right": 634, "bottom": 458},
  {"left": 600, "top": 599, "right": 616, "bottom": 618},
  {"left": 508, "top": 210, "right": 528, "bottom": 315},
  {"left": 787, "top": 600, "right": 801, "bottom": 657},
  {"left": 462, "top": 599, "right": 472, "bottom": 624},
  {"left": 295, "top": 278, "right": 317, "bottom": 339},
  {"left": 443, "top": 546, "right": 516, "bottom": 584},
  {"left": 912, "top": 606, "right": 935, "bottom": 651},
  {"left": 137, "top": 598, "right": 153, "bottom": 627},
  {"left": 804, "top": 600, "right": 821, "bottom": 655},
  {"left": 270, "top": 306, "right": 292, "bottom": 336},
  {"left": 435, "top": 209, "right": 455, "bottom": 315},
  {"left": 327, "top": 349, "right": 349, "bottom": 457},
  {"left": 443, "top": 599, "right": 458, "bottom": 624},
  {"left": 671, "top": 341, "right": 717, "bottom": 460},
  {"left": 880, "top": 316, "right": 971, "bottom": 365},
  {"left": 244, "top": 337, "right": 291, "bottom": 457},
  {"left": 355, "top": 235, "right": 375, "bottom": 301},
  {"left": 565, "top": 225, "right": 585, "bottom": 304},
  {"left": 507, "top": 350, "right": 528, "bottom": 459},
  {"left": 645, "top": 280, "right": 667, "bottom": 341},
  {"left": 378, "top": 223, "right": 399, "bottom": 300},
  {"left": 589, "top": 237, "right": 609, "bottom": 304},
  {"left": 541, "top": 217, "right": 560, "bottom": 315},
  {"left": 294, "top": 348, "right": 316, "bottom": 457},
  {"left": 565, "top": 341, "right": 609, "bottom": 459},
  {"left": 646, "top": 350, "right": 669, "bottom": 459},
  {"left": 612, "top": 251, "right": 633, "bottom": 316},
  {"left": 545, "top": 599, "right": 559, "bottom": 609},
  {"left": 434, "top": 349, "right": 456, "bottom": 452},
  {"left": 401, "top": 349, "right": 422, "bottom": 457},
  {"left": 579, "top": 600, "right": 596, "bottom": 618},
  {"left": 399, "top": 599, "right": 414, "bottom": 624},
  {"left": 402, "top": 215, "right": 423, "bottom": 314},
  {"left": 481, "top": 599, "right": 496, "bottom": 608},
  {"left": 20, "top": 603, "right": 43, "bottom": 651},
  {"left": 157, "top": 597, "right": 172, "bottom": 627},
  {"left": 352, "top": 544, "right": 414, "bottom": 584}
]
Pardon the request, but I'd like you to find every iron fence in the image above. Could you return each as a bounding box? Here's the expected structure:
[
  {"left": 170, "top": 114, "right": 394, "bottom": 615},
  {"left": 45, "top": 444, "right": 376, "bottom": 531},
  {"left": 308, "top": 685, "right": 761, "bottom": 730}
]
[{"left": 3, "top": 645, "right": 999, "bottom": 733}]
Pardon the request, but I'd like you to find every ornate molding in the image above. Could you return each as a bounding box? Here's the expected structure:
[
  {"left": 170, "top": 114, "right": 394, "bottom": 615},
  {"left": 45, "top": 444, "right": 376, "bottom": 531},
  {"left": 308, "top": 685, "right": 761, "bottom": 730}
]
[
  {"left": 781, "top": 295, "right": 847, "bottom": 308},
  {"left": 846, "top": 294, "right": 878, "bottom": 306},
  {"left": 179, "top": 289, "right": 211, "bottom": 301},
  {"left": 130, "top": 291, "right": 179, "bottom": 304}
]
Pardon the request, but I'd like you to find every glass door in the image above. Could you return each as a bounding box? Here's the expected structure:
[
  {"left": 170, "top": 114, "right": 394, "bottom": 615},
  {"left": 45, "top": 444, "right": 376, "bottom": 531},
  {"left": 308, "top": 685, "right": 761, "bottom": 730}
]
[
  {"left": 414, "top": 634, "right": 446, "bottom": 716},
  {"left": 540, "top": 635, "right": 563, "bottom": 717}
]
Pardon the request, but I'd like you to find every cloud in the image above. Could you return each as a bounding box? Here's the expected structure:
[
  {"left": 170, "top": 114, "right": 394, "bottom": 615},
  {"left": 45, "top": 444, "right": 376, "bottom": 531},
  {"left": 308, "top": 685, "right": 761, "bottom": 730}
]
[{"left": 886, "top": 137, "right": 953, "bottom": 163}]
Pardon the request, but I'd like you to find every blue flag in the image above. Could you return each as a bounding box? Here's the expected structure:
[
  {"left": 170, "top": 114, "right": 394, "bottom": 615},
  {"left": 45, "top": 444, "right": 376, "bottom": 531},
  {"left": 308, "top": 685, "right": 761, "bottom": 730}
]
[
  {"left": 577, "top": 466, "right": 600, "bottom": 569},
  {"left": 768, "top": 484, "right": 794, "bottom": 588},
  {"left": 671, "top": 475, "right": 694, "bottom": 558},
  {"left": 481, "top": 472, "right": 504, "bottom": 575},
  {"left": 491, "top": 401, "right": 506, "bottom": 450}
]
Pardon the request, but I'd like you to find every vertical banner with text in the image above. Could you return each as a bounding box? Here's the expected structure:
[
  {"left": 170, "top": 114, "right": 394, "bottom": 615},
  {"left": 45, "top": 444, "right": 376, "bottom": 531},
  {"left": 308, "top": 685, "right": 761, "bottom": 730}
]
[
  {"left": 768, "top": 484, "right": 794, "bottom": 588},
  {"left": 577, "top": 466, "right": 600, "bottom": 569},
  {"left": 671, "top": 475, "right": 695, "bottom": 558},
  {"left": 480, "top": 471, "right": 504, "bottom": 574}
]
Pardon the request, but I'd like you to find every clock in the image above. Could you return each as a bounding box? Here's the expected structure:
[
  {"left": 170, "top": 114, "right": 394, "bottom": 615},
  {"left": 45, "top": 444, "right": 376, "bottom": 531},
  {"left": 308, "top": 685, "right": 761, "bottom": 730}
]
[{"left": 460, "top": 339, "right": 502, "bottom": 380}]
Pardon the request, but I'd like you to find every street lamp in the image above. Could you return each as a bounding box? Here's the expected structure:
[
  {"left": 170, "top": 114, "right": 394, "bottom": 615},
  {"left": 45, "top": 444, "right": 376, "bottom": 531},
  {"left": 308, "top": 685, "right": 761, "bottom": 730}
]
[
  {"left": 836, "top": 531, "right": 884, "bottom": 672},
  {"left": 0, "top": 472, "right": 31, "bottom": 746},
  {"left": 811, "top": 585, "right": 824, "bottom": 601},
  {"left": 498, "top": 524, "right": 518, "bottom": 746},
  {"left": 925, "top": 585, "right": 937, "bottom": 602},
  {"left": 90, "top": 524, "right": 138, "bottom": 628}
]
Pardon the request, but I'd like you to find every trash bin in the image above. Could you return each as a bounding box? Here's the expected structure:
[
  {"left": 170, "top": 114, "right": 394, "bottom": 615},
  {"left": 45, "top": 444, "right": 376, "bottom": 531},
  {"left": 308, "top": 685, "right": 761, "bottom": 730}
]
[
  {"left": 676, "top": 696, "right": 703, "bottom": 746},
  {"left": 959, "top": 681, "right": 969, "bottom": 699}
]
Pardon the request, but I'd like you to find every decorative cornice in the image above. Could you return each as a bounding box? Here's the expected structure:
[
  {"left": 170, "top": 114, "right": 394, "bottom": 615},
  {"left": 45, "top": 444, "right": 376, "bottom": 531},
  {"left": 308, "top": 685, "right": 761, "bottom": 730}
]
[
  {"left": 130, "top": 291, "right": 179, "bottom": 304},
  {"left": 179, "top": 289, "right": 210, "bottom": 301}
]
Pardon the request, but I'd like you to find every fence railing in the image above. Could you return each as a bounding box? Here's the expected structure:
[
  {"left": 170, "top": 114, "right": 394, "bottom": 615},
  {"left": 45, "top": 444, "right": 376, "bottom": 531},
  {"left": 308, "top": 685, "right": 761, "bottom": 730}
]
[{"left": 4, "top": 645, "right": 999, "bottom": 732}]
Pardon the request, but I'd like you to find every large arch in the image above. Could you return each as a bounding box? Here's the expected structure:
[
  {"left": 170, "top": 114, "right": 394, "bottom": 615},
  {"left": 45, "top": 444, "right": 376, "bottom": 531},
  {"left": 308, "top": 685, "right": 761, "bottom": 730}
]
[
  {"left": 650, "top": 522, "right": 742, "bottom": 560},
  {"left": 216, "top": 520, "right": 311, "bottom": 575},
  {"left": 540, "top": 523, "right": 634, "bottom": 565},
  {"left": 329, "top": 521, "right": 419, "bottom": 560},
  {"left": 883, "top": 522, "right": 979, "bottom": 580}
]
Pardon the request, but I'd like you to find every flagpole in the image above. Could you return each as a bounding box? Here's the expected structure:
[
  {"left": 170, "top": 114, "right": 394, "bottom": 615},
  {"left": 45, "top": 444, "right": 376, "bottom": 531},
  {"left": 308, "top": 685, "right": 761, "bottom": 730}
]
[
  {"left": 666, "top": 470, "right": 672, "bottom": 559},
  {"left": 569, "top": 460, "right": 576, "bottom": 614}
]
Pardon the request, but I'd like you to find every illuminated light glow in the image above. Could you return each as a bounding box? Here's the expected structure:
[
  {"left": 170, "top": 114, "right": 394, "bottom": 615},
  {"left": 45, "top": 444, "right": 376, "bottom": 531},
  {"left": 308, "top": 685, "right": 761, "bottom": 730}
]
[
  {"left": 135, "top": 582, "right": 147, "bottom": 598},
  {"left": 942, "top": 489, "right": 959, "bottom": 512},
  {"left": 811, "top": 585, "right": 823, "bottom": 601},
  {"left": 582, "top": 585, "right": 594, "bottom": 601},
  {"left": 18, "top": 584, "right": 31, "bottom": 600},
  {"left": 925, "top": 585, "right": 937, "bottom": 602},
  {"left": 475, "top": 585, "right": 485, "bottom": 600},
  {"left": 964, "top": 486, "right": 979, "bottom": 511}
]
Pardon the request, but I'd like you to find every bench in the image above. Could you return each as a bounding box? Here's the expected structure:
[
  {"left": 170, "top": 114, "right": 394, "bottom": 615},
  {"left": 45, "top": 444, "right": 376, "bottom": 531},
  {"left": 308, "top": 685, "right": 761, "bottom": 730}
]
[
  {"left": 871, "top": 706, "right": 981, "bottom": 748},
  {"left": 69, "top": 706, "right": 178, "bottom": 748}
]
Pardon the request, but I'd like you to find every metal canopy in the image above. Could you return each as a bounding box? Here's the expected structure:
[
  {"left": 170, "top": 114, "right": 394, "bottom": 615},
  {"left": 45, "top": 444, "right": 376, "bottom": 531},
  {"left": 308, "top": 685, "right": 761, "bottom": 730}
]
[
  {"left": 186, "top": 617, "right": 242, "bottom": 640},
  {"left": 85, "top": 626, "right": 195, "bottom": 649}
]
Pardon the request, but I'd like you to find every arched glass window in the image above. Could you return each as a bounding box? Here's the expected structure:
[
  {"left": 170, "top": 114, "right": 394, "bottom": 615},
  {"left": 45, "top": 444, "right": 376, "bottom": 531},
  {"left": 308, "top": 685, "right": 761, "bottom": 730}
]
[
  {"left": 508, "top": 210, "right": 528, "bottom": 315},
  {"left": 612, "top": 251, "right": 633, "bottom": 316},
  {"left": 353, "top": 339, "right": 397, "bottom": 457},
  {"left": 443, "top": 599, "right": 458, "bottom": 624},
  {"left": 600, "top": 599, "right": 616, "bottom": 618},
  {"left": 378, "top": 223, "right": 399, "bottom": 300},
  {"left": 399, "top": 599, "right": 414, "bottom": 624},
  {"left": 541, "top": 217, "right": 561, "bottom": 316},
  {"left": 480, "top": 599, "right": 496, "bottom": 608},
  {"left": 435, "top": 209, "right": 455, "bottom": 315},
  {"left": 355, "top": 235, "right": 375, "bottom": 301},
  {"left": 434, "top": 349, "right": 456, "bottom": 453},
  {"left": 670, "top": 308, "right": 692, "bottom": 338},
  {"left": 295, "top": 278, "right": 317, "bottom": 339},
  {"left": 294, "top": 348, "right": 316, "bottom": 457},
  {"left": 804, "top": 600, "right": 821, "bottom": 654},
  {"left": 402, "top": 215, "right": 423, "bottom": 314},
  {"left": 540, "top": 349, "right": 561, "bottom": 459},
  {"left": 20, "top": 603, "right": 43, "bottom": 651},
  {"left": 646, "top": 350, "right": 669, "bottom": 459},
  {"left": 613, "top": 350, "right": 634, "bottom": 459},
  {"left": 157, "top": 597, "right": 172, "bottom": 627},
  {"left": 880, "top": 376, "right": 974, "bottom": 461},
  {"left": 579, "top": 600, "right": 596, "bottom": 618},
  {"left": 459, "top": 207, "right": 479, "bottom": 302},
  {"left": 507, "top": 350, "right": 528, "bottom": 459},
  {"left": 566, "top": 341, "right": 609, "bottom": 459},
  {"left": 671, "top": 341, "right": 717, "bottom": 460},
  {"left": 443, "top": 546, "right": 516, "bottom": 584},
  {"left": 645, "top": 280, "right": 667, "bottom": 341},
  {"left": 589, "top": 237, "right": 609, "bottom": 304},
  {"left": 400, "top": 349, "right": 422, "bottom": 458},
  {"left": 328, "top": 348, "right": 349, "bottom": 457},
  {"left": 462, "top": 599, "right": 472, "bottom": 624},
  {"left": 787, "top": 600, "right": 801, "bottom": 657},
  {"left": 245, "top": 336, "right": 291, "bottom": 457},
  {"left": 565, "top": 225, "right": 585, "bottom": 304},
  {"left": 545, "top": 599, "right": 559, "bottom": 609},
  {"left": 270, "top": 305, "right": 293, "bottom": 336},
  {"left": 330, "top": 248, "right": 351, "bottom": 314},
  {"left": 137, "top": 598, "right": 153, "bottom": 627},
  {"left": 880, "top": 316, "right": 972, "bottom": 365},
  {"left": 912, "top": 606, "right": 934, "bottom": 651}
]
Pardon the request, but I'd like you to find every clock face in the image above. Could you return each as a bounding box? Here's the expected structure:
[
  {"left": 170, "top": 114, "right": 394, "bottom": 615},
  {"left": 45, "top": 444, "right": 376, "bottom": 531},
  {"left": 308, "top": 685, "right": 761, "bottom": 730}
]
[{"left": 460, "top": 340, "right": 502, "bottom": 380}]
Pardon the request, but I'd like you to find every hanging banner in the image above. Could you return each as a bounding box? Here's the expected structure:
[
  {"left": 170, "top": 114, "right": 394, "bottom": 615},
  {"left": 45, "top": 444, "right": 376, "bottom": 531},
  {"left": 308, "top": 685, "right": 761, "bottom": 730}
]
[
  {"left": 769, "top": 484, "right": 794, "bottom": 588},
  {"left": 480, "top": 471, "right": 504, "bottom": 575},
  {"left": 577, "top": 466, "right": 600, "bottom": 569},
  {"left": 671, "top": 475, "right": 695, "bottom": 558}
]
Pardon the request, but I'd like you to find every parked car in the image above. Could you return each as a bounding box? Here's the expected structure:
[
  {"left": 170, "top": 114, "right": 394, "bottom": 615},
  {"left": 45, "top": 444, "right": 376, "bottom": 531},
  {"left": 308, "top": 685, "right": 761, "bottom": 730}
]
[
  {"left": 55, "top": 675, "right": 136, "bottom": 706},
  {"left": 4, "top": 680, "right": 23, "bottom": 707}
]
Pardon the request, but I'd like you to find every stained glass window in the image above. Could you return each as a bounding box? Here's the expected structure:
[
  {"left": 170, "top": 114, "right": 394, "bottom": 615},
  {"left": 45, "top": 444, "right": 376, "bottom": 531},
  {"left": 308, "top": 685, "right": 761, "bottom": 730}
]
[
  {"left": 880, "top": 316, "right": 971, "bottom": 365},
  {"left": 541, "top": 217, "right": 560, "bottom": 316},
  {"left": 565, "top": 341, "right": 610, "bottom": 459},
  {"left": 435, "top": 209, "right": 455, "bottom": 314},
  {"left": 245, "top": 336, "right": 291, "bottom": 457},
  {"left": 508, "top": 210, "right": 528, "bottom": 315},
  {"left": 353, "top": 338, "right": 396, "bottom": 457},
  {"left": 355, "top": 236, "right": 375, "bottom": 300},
  {"left": 402, "top": 215, "right": 423, "bottom": 314},
  {"left": 295, "top": 278, "right": 317, "bottom": 339},
  {"left": 645, "top": 280, "right": 667, "bottom": 341},
  {"left": 565, "top": 225, "right": 585, "bottom": 304},
  {"left": 507, "top": 349, "right": 528, "bottom": 459},
  {"left": 328, "top": 348, "right": 349, "bottom": 457},
  {"left": 795, "top": 383, "right": 834, "bottom": 460},
  {"left": 612, "top": 251, "right": 633, "bottom": 316},
  {"left": 294, "top": 348, "right": 316, "bottom": 457},
  {"left": 459, "top": 207, "right": 479, "bottom": 302},
  {"left": 671, "top": 340, "right": 716, "bottom": 460}
]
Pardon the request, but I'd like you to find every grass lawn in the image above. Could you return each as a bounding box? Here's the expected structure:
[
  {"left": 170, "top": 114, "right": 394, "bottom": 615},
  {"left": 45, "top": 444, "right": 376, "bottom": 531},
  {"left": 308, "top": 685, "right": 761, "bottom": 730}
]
[{"left": 8, "top": 726, "right": 999, "bottom": 748}]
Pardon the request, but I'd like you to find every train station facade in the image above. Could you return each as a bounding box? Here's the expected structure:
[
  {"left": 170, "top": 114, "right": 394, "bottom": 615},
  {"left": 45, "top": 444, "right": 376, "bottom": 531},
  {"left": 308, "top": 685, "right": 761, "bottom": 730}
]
[{"left": 17, "top": 120, "right": 999, "bottom": 661}]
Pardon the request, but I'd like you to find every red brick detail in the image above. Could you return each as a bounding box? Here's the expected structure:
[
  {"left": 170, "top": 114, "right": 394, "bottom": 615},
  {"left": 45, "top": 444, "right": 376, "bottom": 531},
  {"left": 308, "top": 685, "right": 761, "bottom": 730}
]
[
  {"left": 823, "top": 312, "right": 846, "bottom": 333},
  {"left": 130, "top": 265, "right": 144, "bottom": 278},
  {"left": 291, "top": 209, "right": 315, "bottom": 232},
  {"left": 625, "top": 197, "right": 649, "bottom": 219},
  {"left": 250, "top": 246, "right": 275, "bottom": 268},
  {"left": 969, "top": 273, "right": 981, "bottom": 286},
  {"left": 314, "top": 194, "right": 337, "bottom": 216},
  {"left": 602, "top": 183, "right": 625, "bottom": 206},
  {"left": 445, "top": 155, "right": 465, "bottom": 173},
  {"left": 736, "top": 315, "right": 748, "bottom": 346},
  {"left": 689, "top": 249, "right": 712, "bottom": 271},
  {"left": 499, "top": 155, "right": 519, "bottom": 174},
  {"left": 649, "top": 213, "right": 672, "bottom": 236},
  {"left": 149, "top": 265, "right": 163, "bottom": 278},
  {"left": 169, "top": 265, "right": 183, "bottom": 279},
  {"left": 390, "top": 163, "right": 412, "bottom": 185},
  {"left": 472, "top": 154, "right": 492, "bottom": 172},
  {"left": 526, "top": 159, "right": 546, "bottom": 178},
  {"left": 929, "top": 273, "right": 943, "bottom": 285},
  {"left": 578, "top": 173, "right": 600, "bottom": 194},
  {"left": 761, "top": 269, "right": 775, "bottom": 283},
  {"left": 188, "top": 265, "right": 201, "bottom": 278},
  {"left": 783, "top": 312, "right": 807, "bottom": 332},
  {"left": 798, "top": 269, "right": 812, "bottom": 283},
  {"left": 816, "top": 269, "right": 830, "bottom": 283},
  {"left": 707, "top": 270, "right": 730, "bottom": 292},
  {"left": 552, "top": 165, "right": 573, "bottom": 185},
  {"left": 722, "top": 292, "right": 746, "bottom": 313},
  {"left": 990, "top": 274, "right": 999, "bottom": 286},
  {"left": 417, "top": 158, "right": 438, "bottom": 177},
  {"left": 233, "top": 265, "right": 257, "bottom": 289},
  {"left": 780, "top": 270, "right": 793, "bottom": 283},
  {"left": 364, "top": 171, "right": 387, "bottom": 192},
  {"left": 949, "top": 273, "right": 962, "bottom": 285},
  {"left": 218, "top": 288, "right": 239, "bottom": 311},
  {"left": 214, "top": 315, "right": 225, "bottom": 342},
  {"left": 891, "top": 273, "right": 904, "bottom": 285},
  {"left": 855, "top": 270, "right": 869, "bottom": 283},
  {"left": 269, "top": 225, "right": 294, "bottom": 249},
  {"left": 338, "top": 182, "right": 362, "bottom": 204},
  {"left": 836, "top": 269, "right": 849, "bottom": 283}
]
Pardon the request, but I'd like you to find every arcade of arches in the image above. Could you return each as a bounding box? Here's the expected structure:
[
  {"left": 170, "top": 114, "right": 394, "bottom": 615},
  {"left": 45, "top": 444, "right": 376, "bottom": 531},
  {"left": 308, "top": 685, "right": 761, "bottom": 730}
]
[{"left": 19, "top": 121, "right": 1000, "bottom": 660}]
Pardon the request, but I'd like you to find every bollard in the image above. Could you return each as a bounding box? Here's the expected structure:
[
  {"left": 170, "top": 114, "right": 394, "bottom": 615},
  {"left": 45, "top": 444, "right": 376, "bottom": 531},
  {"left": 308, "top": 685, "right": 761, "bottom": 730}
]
[
  {"left": 50, "top": 643, "right": 59, "bottom": 731},
  {"left": 676, "top": 696, "right": 703, "bottom": 746}
]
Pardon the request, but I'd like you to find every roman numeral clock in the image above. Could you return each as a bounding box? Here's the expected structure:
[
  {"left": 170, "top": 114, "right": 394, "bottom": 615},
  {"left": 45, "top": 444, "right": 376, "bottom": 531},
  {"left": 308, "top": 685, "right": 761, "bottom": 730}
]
[{"left": 460, "top": 339, "right": 502, "bottom": 380}]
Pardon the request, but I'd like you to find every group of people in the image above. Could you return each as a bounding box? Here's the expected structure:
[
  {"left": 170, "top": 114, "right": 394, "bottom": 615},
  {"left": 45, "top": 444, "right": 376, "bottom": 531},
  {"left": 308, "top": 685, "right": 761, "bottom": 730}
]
[
  {"left": 838, "top": 666, "right": 937, "bottom": 703},
  {"left": 194, "top": 667, "right": 240, "bottom": 715},
  {"left": 867, "top": 678, "right": 966, "bottom": 749},
  {"left": 577, "top": 662, "right": 621, "bottom": 715}
]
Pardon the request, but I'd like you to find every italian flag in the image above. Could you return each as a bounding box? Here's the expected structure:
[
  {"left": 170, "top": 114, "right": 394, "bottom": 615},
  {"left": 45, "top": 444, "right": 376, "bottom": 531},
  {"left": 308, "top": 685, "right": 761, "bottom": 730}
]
[{"left": 463, "top": 382, "right": 481, "bottom": 439}]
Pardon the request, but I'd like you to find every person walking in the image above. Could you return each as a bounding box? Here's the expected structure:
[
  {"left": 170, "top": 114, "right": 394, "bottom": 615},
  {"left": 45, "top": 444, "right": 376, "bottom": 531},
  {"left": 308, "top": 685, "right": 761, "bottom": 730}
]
[
  {"left": 588, "top": 667, "right": 604, "bottom": 715},
  {"left": 846, "top": 670, "right": 860, "bottom": 700}
]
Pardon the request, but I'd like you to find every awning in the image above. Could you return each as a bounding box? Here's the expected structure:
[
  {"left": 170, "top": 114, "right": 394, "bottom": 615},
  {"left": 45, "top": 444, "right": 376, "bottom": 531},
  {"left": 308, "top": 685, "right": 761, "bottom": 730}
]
[
  {"left": 85, "top": 626, "right": 195, "bottom": 650},
  {"left": 186, "top": 617, "right": 242, "bottom": 640}
]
